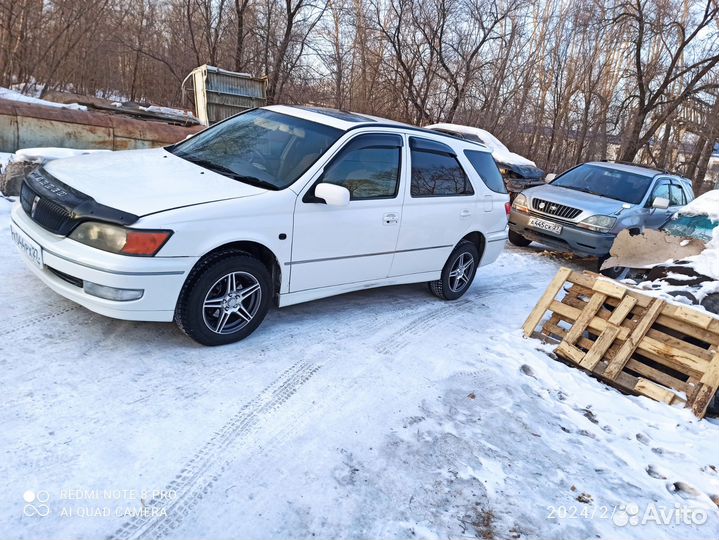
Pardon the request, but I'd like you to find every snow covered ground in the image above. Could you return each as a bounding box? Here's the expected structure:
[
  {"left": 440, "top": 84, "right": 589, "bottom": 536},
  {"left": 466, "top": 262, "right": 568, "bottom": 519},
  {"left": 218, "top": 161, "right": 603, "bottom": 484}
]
[{"left": 1, "top": 196, "right": 718, "bottom": 540}]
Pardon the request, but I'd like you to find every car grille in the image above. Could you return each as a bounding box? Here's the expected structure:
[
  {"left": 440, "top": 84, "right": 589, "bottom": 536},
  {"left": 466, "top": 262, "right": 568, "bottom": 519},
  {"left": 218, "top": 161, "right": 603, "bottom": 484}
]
[
  {"left": 531, "top": 198, "right": 581, "bottom": 220},
  {"left": 20, "top": 180, "right": 75, "bottom": 235}
]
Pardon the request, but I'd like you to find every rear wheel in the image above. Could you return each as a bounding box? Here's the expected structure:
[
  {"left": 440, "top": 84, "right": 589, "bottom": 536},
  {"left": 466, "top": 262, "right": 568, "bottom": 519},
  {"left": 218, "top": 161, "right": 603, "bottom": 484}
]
[
  {"left": 508, "top": 229, "right": 532, "bottom": 247},
  {"left": 428, "top": 240, "right": 479, "bottom": 300},
  {"left": 175, "top": 252, "right": 271, "bottom": 346}
]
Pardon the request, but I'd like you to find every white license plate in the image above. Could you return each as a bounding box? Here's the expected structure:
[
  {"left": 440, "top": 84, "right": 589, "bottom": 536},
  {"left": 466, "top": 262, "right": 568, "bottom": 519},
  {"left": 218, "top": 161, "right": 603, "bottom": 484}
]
[
  {"left": 528, "top": 217, "right": 562, "bottom": 235},
  {"left": 10, "top": 222, "right": 44, "bottom": 269}
]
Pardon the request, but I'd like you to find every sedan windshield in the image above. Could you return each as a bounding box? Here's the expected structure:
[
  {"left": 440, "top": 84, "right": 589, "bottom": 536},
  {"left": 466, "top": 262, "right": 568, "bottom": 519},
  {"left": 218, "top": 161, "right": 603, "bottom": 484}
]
[
  {"left": 551, "top": 164, "right": 653, "bottom": 204},
  {"left": 169, "top": 109, "right": 342, "bottom": 190},
  {"left": 662, "top": 215, "right": 717, "bottom": 242}
]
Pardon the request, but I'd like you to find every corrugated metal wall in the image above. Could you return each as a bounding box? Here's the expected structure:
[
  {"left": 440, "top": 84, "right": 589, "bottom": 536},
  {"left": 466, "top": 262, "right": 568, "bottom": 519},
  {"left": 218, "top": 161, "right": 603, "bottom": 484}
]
[{"left": 191, "top": 65, "right": 267, "bottom": 125}]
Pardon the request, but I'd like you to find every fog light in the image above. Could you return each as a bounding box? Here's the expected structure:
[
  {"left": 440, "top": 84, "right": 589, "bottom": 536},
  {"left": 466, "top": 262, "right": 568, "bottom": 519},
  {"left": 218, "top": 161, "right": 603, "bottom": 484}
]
[{"left": 83, "top": 281, "right": 144, "bottom": 301}]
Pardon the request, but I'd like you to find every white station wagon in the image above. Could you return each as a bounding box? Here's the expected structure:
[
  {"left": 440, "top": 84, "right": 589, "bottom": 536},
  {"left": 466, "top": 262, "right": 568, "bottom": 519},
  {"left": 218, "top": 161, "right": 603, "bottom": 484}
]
[{"left": 10, "top": 106, "right": 509, "bottom": 345}]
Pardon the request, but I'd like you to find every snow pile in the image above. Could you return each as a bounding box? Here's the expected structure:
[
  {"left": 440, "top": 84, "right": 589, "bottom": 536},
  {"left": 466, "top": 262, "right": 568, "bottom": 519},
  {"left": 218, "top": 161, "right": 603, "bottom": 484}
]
[
  {"left": 0, "top": 87, "right": 87, "bottom": 111},
  {"left": 688, "top": 227, "right": 719, "bottom": 281},
  {"left": 427, "top": 122, "right": 538, "bottom": 167},
  {"left": 678, "top": 189, "right": 719, "bottom": 222},
  {"left": 676, "top": 190, "right": 719, "bottom": 282},
  {"left": 140, "top": 105, "right": 196, "bottom": 121}
]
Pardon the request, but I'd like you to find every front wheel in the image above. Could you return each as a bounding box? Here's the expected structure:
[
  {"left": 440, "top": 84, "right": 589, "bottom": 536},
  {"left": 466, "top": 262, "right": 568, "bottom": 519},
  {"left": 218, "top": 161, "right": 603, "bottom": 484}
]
[
  {"left": 428, "top": 240, "right": 479, "bottom": 300},
  {"left": 175, "top": 252, "right": 271, "bottom": 346}
]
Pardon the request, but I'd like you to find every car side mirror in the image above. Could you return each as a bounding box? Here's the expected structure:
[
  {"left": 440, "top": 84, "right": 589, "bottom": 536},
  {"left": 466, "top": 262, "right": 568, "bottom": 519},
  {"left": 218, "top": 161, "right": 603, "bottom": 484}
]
[
  {"left": 314, "top": 183, "right": 350, "bottom": 206},
  {"left": 652, "top": 197, "right": 670, "bottom": 210},
  {"left": 544, "top": 173, "right": 556, "bottom": 183}
]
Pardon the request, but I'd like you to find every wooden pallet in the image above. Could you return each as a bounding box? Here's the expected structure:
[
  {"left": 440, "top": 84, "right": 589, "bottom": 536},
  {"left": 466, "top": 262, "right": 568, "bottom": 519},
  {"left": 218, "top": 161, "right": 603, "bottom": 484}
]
[{"left": 523, "top": 267, "right": 719, "bottom": 418}]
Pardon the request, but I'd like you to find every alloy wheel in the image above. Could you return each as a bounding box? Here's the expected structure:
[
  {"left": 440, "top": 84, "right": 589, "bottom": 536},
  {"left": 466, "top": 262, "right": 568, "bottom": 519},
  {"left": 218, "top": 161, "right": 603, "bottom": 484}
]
[
  {"left": 448, "top": 252, "right": 475, "bottom": 293},
  {"left": 202, "top": 271, "right": 262, "bottom": 334}
]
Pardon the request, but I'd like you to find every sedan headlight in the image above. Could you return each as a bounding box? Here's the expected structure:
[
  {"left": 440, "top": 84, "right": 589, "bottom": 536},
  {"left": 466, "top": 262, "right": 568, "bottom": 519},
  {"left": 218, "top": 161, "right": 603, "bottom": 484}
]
[
  {"left": 577, "top": 215, "right": 616, "bottom": 233},
  {"left": 69, "top": 222, "right": 172, "bottom": 256},
  {"left": 512, "top": 193, "right": 529, "bottom": 212}
]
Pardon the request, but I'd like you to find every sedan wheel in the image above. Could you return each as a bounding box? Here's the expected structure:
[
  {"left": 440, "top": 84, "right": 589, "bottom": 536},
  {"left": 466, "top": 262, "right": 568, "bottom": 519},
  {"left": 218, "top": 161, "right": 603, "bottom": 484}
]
[
  {"left": 428, "top": 240, "right": 480, "bottom": 300},
  {"left": 448, "top": 252, "right": 475, "bottom": 293},
  {"left": 202, "top": 272, "right": 262, "bottom": 334},
  {"left": 175, "top": 252, "right": 271, "bottom": 346}
]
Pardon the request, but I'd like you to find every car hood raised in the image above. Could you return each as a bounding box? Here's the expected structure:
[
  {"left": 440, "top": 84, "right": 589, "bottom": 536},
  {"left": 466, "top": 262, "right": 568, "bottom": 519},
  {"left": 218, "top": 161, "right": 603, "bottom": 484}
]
[
  {"left": 524, "top": 184, "right": 631, "bottom": 216},
  {"left": 43, "top": 148, "right": 266, "bottom": 216}
]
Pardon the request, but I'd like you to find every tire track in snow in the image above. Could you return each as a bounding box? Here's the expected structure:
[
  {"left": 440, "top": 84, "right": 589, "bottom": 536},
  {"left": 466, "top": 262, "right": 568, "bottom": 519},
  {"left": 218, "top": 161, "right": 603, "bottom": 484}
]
[
  {"left": 107, "top": 271, "right": 537, "bottom": 539},
  {"left": 375, "top": 299, "right": 473, "bottom": 354},
  {"left": 0, "top": 305, "right": 80, "bottom": 337},
  {"left": 109, "top": 359, "right": 322, "bottom": 540},
  {"left": 108, "top": 286, "right": 429, "bottom": 539},
  {"left": 375, "top": 278, "right": 537, "bottom": 355}
]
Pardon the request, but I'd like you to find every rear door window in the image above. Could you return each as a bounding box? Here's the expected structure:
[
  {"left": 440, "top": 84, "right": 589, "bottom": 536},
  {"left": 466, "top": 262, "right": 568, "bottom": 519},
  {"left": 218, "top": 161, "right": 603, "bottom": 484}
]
[
  {"left": 409, "top": 138, "right": 474, "bottom": 197},
  {"left": 464, "top": 150, "right": 506, "bottom": 193}
]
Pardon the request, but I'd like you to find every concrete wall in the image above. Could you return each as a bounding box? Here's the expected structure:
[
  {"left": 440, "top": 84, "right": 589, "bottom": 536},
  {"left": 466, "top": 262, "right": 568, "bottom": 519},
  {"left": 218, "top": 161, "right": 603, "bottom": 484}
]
[{"left": 0, "top": 99, "right": 203, "bottom": 153}]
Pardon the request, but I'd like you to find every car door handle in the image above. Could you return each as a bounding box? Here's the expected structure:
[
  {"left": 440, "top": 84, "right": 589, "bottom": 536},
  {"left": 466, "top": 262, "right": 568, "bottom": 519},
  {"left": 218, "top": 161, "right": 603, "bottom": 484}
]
[
  {"left": 383, "top": 212, "right": 399, "bottom": 225},
  {"left": 460, "top": 209, "right": 472, "bottom": 218}
]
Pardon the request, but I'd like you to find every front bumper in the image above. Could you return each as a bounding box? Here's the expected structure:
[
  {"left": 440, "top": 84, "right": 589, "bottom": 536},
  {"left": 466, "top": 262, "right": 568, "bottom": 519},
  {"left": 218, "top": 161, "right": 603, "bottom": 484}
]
[
  {"left": 10, "top": 203, "right": 196, "bottom": 322},
  {"left": 508, "top": 209, "right": 615, "bottom": 257}
]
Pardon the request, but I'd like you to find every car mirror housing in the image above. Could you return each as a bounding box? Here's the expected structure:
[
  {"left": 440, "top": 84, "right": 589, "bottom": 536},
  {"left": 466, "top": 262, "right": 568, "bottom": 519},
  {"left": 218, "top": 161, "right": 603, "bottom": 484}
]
[
  {"left": 652, "top": 197, "right": 670, "bottom": 210},
  {"left": 544, "top": 173, "right": 556, "bottom": 183},
  {"left": 314, "top": 183, "right": 350, "bottom": 206}
]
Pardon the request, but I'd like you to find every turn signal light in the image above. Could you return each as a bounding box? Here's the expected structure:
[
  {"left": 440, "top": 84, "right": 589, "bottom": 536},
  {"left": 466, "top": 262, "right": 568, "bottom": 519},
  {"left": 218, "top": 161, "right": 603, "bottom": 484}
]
[{"left": 123, "top": 231, "right": 173, "bottom": 255}]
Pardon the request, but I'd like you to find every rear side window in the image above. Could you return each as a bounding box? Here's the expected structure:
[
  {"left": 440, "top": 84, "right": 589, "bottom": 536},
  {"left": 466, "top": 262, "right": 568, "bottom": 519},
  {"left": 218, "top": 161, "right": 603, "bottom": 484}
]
[
  {"left": 410, "top": 138, "right": 474, "bottom": 197},
  {"left": 464, "top": 150, "right": 506, "bottom": 193}
]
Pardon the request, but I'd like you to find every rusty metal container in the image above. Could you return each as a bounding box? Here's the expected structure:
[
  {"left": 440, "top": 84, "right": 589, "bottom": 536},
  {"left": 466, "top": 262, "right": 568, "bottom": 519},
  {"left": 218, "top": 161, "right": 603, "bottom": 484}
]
[
  {"left": 189, "top": 65, "right": 266, "bottom": 125},
  {"left": 0, "top": 99, "right": 202, "bottom": 153}
]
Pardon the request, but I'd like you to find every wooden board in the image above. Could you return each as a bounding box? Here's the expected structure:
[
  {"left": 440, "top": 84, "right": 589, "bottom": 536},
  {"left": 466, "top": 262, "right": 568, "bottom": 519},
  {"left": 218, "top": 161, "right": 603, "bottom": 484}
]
[{"left": 523, "top": 267, "right": 719, "bottom": 418}]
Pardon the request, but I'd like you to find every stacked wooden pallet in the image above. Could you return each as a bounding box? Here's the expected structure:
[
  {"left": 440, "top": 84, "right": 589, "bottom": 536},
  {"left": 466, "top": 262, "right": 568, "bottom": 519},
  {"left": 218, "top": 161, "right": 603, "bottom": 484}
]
[{"left": 523, "top": 267, "right": 719, "bottom": 418}]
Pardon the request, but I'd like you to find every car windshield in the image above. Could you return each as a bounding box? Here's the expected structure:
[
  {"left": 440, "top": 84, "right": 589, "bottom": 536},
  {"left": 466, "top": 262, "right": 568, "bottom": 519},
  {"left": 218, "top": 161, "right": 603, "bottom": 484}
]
[
  {"left": 662, "top": 215, "right": 718, "bottom": 242},
  {"left": 168, "top": 109, "right": 342, "bottom": 190},
  {"left": 551, "top": 164, "right": 653, "bottom": 204}
]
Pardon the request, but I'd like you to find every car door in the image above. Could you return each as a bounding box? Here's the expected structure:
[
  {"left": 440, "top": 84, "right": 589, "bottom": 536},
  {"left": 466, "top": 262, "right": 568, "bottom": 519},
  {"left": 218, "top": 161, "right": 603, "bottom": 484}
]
[
  {"left": 644, "top": 178, "right": 677, "bottom": 229},
  {"left": 290, "top": 132, "right": 404, "bottom": 292},
  {"left": 389, "top": 136, "right": 477, "bottom": 277}
]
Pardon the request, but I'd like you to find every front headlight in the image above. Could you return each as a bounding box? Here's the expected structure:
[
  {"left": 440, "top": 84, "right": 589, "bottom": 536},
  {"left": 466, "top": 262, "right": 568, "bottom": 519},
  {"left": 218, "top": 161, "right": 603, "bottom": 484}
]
[
  {"left": 512, "top": 193, "right": 529, "bottom": 212},
  {"left": 69, "top": 222, "right": 172, "bottom": 256},
  {"left": 577, "top": 215, "right": 616, "bottom": 233}
]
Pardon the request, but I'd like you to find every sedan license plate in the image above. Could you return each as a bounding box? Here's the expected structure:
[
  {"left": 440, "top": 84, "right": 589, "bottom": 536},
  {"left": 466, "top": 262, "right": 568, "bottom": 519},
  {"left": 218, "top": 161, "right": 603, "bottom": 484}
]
[
  {"left": 10, "top": 222, "right": 43, "bottom": 269},
  {"left": 528, "top": 217, "right": 562, "bottom": 235}
]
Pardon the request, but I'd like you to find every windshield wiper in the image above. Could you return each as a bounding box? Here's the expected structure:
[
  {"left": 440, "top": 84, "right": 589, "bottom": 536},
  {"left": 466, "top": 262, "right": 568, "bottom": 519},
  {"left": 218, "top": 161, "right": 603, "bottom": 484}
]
[{"left": 185, "top": 158, "right": 279, "bottom": 190}]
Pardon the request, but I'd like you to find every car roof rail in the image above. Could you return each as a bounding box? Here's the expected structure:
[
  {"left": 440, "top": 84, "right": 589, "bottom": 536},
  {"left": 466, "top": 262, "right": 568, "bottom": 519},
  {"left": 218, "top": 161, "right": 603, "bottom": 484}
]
[{"left": 347, "top": 122, "right": 488, "bottom": 150}]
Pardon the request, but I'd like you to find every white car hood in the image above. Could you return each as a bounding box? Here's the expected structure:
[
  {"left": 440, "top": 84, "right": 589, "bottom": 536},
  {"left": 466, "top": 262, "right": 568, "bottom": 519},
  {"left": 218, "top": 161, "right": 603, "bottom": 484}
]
[{"left": 43, "top": 148, "right": 265, "bottom": 216}]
